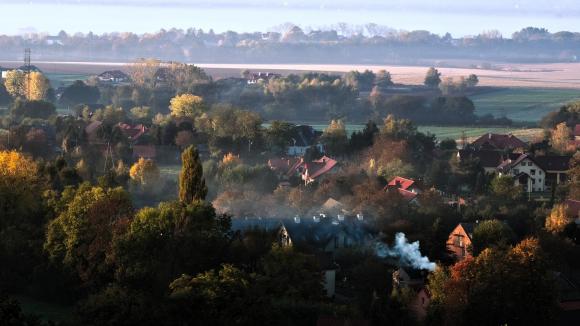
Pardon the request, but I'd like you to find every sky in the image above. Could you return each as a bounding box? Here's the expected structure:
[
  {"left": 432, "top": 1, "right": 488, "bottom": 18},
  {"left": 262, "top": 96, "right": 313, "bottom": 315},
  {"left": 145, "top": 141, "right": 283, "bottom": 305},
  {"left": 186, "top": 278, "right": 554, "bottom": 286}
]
[{"left": 1, "top": 0, "right": 580, "bottom": 36}]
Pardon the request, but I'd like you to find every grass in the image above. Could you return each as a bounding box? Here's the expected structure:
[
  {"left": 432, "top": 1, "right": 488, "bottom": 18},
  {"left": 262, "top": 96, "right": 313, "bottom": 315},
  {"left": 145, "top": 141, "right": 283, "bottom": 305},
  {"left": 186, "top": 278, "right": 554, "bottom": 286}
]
[
  {"left": 46, "top": 72, "right": 90, "bottom": 88},
  {"left": 13, "top": 295, "right": 73, "bottom": 323},
  {"left": 295, "top": 123, "right": 542, "bottom": 142},
  {"left": 472, "top": 88, "right": 580, "bottom": 122}
]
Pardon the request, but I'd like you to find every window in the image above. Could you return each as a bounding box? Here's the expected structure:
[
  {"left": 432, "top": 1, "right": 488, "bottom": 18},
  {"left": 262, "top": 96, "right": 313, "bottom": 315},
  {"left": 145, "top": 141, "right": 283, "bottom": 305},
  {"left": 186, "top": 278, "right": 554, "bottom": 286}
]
[
  {"left": 540, "top": 171, "right": 542, "bottom": 175},
  {"left": 514, "top": 169, "right": 519, "bottom": 175},
  {"left": 531, "top": 169, "right": 536, "bottom": 176}
]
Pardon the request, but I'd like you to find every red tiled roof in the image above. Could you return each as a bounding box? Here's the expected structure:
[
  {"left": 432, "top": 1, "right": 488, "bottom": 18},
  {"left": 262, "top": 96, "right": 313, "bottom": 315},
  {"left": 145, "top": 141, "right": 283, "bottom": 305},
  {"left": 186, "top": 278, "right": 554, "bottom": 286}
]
[
  {"left": 118, "top": 123, "right": 148, "bottom": 141},
  {"left": 471, "top": 133, "right": 527, "bottom": 150},
  {"left": 308, "top": 156, "right": 337, "bottom": 179},
  {"left": 398, "top": 188, "right": 418, "bottom": 202},
  {"left": 268, "top": 157, "right": 299, "bottom": 174},
  {"left": 388, "top": 176, "right": 415, "bottom": 191}
]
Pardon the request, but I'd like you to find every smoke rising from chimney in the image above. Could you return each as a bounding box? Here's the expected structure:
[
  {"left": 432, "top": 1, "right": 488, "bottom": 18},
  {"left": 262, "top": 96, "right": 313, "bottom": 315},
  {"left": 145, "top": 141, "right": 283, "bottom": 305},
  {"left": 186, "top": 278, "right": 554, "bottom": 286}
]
[{"left": 375, "top": 232, "right": 436, "bottom": 272}]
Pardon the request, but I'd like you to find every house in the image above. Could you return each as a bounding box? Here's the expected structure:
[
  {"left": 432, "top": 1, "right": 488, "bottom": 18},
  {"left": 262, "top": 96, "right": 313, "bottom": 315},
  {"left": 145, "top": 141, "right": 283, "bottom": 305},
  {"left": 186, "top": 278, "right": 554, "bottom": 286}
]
[
  {"left": 497, "top": 153, "right": 546, "bottom": 193},
  {"left": 446, "top": 223, "right": 474, "bottom": 261},
  {"left": 0, "top": 67, "right": 8, "bottom": 80},
  {"left": 117, "top": 123, "right": 148, "bottom": 143},
  {"left": 321, "top": 198, "right": 346, "bottom": 216},
  {"left": 268, "top": 156, "right": 338, "bottom": 185},
  {"left": 457, "top": 149, "right": 508, "bottom": 174},
  {"left": 98, "top": 70, "right": 130, "bottom": 84},
  {"left": 471, "top": 133, "right": 527, "bottom": 151},
  {"left": 45, "top": 35, "right": 64, "bottom": 46},
  {"left": 385, "top": 176, "right": 422, "bottom": 194},
  {"left": 247, "top": 72, "right": 281, "bottom": 84},
  {"left": 536, "top": 155, "right": 572, "bottom": 187},
  {"left": 397, "top": 189, "right": 419, "bottom": 204},
  {"left": 574, "top": 124, "right": 580, "bottom": 141},
  {"left": 300, "top": 156, "right": 338, "bottom": 184},
  {"left": 287, "top": 125, "right": 324, "bottom": 156},
  {"left": 231, "top": 216, "right": 372, "bottom": 298}
]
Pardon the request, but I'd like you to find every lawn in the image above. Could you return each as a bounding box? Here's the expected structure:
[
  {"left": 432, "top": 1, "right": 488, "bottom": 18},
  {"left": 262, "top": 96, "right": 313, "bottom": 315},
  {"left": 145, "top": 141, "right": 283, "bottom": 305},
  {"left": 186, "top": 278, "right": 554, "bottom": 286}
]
[
  {"left": 472, "top": 88, "right": 580, "bottom": 122},
  {"left": 46, "top": 72, "right": 90, "bottom": 88}
]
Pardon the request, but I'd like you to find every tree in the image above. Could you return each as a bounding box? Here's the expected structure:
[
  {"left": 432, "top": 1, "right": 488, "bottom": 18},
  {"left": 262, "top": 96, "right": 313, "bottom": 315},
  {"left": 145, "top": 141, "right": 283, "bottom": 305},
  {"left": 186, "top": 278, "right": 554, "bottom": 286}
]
[
  {"left": 465, "top": 74, "right": 479, "bottom": 88},
  {"left": 266, "top": 121, "right": 295, "bottom": 153},
  {"left": 569, "top": 152, "right": 580, "bottom": 200},
  {"left": 374, "top": 70, "right": 393, "bottom": 88},
  {"left": 3, "top": 70, "right": 26, "bottom": 98},
  {"left": 60, "top": 80, "right": 100, "bottom": 106},
  {"left": 168, "top": 264, "right": 252, "bottom": 324},
  {"left": 179, "top": 145, "right": 207, "bottom": 203},
  {"left": 169, "top": 94, "right": 206, "bottom": 118},
  {"left": 471, "top": 220, "right": 515, "bottom": 255},
  {"left": 175, "top": 130, "right": 195, "bottom": 150},
  {"left": 424, "top": 67, "right": 442, "bottom": 88},
  {"left": 551, "top": 122, "right": 572, "bottom": 154},
  {"left": 128, "top": 58, "right": 161, "bottom": 88},
  {"left": 44, "top": 184, "right": 133, "bottom": 285},
  {"left": 490, "top": 175, "right": 522, "bottom": 201},
  {"left": 26, "top": 71, "right": 51, "bottom": 101},
  {"left": 321, "top": 119, "right": 348, "bottom": 156},
  {"left": 428, "top": 238, "right": 558, "bottom": 325},
  {"left": 112, "top": 201, "right": 230, "bottom": 291},
  {"left": 10, "top": 99, "right": 56, "bottom": 120},
  {"left": 129, "top": 158, "right": 160, "bottom": 192},
  {"left": 545, "top": 203, "right": 574, "bottom": 234}
]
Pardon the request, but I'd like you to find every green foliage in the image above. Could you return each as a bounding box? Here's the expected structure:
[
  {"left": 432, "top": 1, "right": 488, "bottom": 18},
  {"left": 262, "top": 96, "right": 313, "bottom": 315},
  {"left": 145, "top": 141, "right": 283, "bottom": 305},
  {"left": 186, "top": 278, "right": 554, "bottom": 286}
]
[
  {"left": 424, "top": 67, "right": 441, "bottom": 88},
  {"left": 321, "top": 119, "right": 348, "bottom": 156},
  {"left": 10, "top": 99, "right": 56, "bottom": 120},
  {"left": 471, "top": 220, "right": 515, "bottom": 255},
  {"left": 44, "top": 184, "right": 133, "bottom": 285},
  {"left": 490, "top": 175, "right": 523, "bottom": 202},
  {"left": 112, "top": 201, "right": 231, "bottom": 291},
  {"left": 60, "top": 80, "right": 100, "bottom": 106},
  {"left": 179, "top": 145, "right": 207, "bottom": 203},
  {"left": 258, "top": 245, "right": 324, "bottom": 301}
]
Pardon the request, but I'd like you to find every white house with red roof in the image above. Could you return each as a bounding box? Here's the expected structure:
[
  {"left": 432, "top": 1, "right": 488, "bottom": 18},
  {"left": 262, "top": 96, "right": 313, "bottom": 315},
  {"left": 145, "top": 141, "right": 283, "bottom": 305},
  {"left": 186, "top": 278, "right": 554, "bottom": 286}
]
[{"left": 497, "top": 153, "right": 546, "bottom": 193}]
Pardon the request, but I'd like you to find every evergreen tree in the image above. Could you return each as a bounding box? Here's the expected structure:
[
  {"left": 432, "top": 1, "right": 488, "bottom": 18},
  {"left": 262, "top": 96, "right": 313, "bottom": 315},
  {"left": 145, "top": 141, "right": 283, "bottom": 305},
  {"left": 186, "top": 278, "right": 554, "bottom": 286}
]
[{"left": 179, "top": 145, "right": 207, "bottom": 203}]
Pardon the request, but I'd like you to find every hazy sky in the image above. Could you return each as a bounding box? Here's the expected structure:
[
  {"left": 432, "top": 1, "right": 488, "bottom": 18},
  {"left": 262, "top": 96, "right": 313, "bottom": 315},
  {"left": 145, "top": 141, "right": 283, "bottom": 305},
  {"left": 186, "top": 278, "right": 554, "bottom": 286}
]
[{"left": 1, "top": 0, "right": 580, "bottom": 36}]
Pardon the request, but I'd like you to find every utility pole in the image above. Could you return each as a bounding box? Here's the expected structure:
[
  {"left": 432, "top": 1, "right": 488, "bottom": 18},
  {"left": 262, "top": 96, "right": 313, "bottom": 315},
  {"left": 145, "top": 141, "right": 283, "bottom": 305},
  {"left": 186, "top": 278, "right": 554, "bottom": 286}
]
[{"left": 24, "top": 48, "right": 31, "bottom": 99}]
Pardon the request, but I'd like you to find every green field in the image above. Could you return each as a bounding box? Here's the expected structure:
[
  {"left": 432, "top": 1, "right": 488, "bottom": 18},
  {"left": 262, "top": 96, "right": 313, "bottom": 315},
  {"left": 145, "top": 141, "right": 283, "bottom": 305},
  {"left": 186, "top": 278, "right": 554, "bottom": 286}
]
[
  {"left": 46, "top": 72, "right": 90, "bottom": 88},
  {"left": 296, "top": 124, "right": 541, "bottom": 142},
  {"left": 472, "top": 88, "right": 580, "bottom": 122}
]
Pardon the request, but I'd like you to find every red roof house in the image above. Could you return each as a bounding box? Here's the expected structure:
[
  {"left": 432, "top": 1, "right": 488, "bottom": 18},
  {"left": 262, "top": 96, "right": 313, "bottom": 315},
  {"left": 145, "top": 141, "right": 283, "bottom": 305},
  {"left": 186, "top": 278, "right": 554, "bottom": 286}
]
[
  {"left": 385, "top": 176, "right": 422, "bottom": 194},
  {"left": 471, "top": 133, "right": 527, "bottom": 150}
]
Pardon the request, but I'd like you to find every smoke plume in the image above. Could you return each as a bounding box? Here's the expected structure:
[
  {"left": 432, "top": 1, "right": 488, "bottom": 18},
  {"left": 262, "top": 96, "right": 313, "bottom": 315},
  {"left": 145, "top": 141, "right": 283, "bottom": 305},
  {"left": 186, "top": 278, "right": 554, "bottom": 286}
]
[{"left": 375, "top": 232, "right": 436, "bottom": 272}]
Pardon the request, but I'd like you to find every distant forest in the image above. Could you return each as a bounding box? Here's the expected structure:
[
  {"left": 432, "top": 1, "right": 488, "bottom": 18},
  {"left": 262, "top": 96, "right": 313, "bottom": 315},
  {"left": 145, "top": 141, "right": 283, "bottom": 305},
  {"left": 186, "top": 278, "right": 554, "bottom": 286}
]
[{"left": 0, "top": 26, "right": 579, "bottom": 64}]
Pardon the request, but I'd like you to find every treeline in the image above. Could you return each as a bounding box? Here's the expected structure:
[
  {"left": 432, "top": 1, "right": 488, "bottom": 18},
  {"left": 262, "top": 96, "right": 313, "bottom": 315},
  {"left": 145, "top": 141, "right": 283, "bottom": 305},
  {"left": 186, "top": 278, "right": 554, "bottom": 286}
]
[
  {"left": 0, "top": 26, "right": 579, "bottom": 63},
  {"left": 1, "top": 62, "right": 509, "bottom": 125}
]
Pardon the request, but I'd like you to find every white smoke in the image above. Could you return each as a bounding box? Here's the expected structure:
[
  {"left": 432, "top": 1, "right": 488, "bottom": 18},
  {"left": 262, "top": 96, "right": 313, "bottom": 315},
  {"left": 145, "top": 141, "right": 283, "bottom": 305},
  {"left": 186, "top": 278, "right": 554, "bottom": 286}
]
[{"left": 375, "top": 232, "right": 436, "bottom": 272}]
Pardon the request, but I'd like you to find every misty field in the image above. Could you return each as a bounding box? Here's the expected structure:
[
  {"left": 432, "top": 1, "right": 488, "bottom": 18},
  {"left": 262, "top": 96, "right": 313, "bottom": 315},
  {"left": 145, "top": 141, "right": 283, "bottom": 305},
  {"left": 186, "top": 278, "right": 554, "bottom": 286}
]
[
  {"left": 279, "top": 123, "right": 543, "bottom": 142},
  {"left": 472, "top": 88, "right": 580, "bottom": 122}
]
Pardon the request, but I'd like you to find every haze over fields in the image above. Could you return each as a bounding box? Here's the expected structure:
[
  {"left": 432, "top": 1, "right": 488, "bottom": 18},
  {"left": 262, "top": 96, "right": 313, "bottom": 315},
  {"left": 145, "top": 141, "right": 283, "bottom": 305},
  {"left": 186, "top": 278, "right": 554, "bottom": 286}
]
[{"left": 3, "top": 0, "right": 580, "bottom": 36}]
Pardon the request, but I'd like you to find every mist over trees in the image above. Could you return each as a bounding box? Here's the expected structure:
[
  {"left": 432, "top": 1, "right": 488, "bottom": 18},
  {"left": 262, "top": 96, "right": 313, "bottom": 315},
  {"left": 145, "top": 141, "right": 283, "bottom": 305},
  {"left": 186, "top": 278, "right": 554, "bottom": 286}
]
[{"left": 1, "top": 26, "right": 579, "bottom": 63}]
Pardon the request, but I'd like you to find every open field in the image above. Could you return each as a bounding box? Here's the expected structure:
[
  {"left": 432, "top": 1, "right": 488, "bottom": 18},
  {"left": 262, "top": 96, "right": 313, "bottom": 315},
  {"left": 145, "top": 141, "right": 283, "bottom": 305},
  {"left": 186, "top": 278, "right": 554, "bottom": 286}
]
[
  {"left": 3, "top": 61, "right": 578, "bottom": 122},
  {"left": 2, "top": 61, "right": 580, "bottom": 89},
  {"left": 46, "top": 72, "right": 91, "bottom": 87},
  {"left": 267, "top": 123, "right": 544, "bottom": 142},
  {"left": 472, "top": 88, "right": 580, "bottom": 122}
]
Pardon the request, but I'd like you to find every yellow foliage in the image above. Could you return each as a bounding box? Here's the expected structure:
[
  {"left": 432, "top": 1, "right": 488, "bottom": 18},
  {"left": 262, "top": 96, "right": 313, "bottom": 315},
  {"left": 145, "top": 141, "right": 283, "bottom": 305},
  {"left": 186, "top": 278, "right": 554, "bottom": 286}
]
[
  {"left": 169, "top": 94, "right": 205, "bottom": 118},
  {"left": 545, "top": 204, "right": 573, "bottom": 233},
  {"left": 222, "top": 152, "right": 241, "bottom": 166},
  {"left": 0, "top": 150, "right": 37, "bottom": 181},
  {"left": 129, "top": 158, "right": 160, "bottom": 186},
  {"left": 3, "top": 70, "right": 50, "bottom": 100},
  {"left": 551, "top": 122, "right": 572, "bottom": 154}
]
